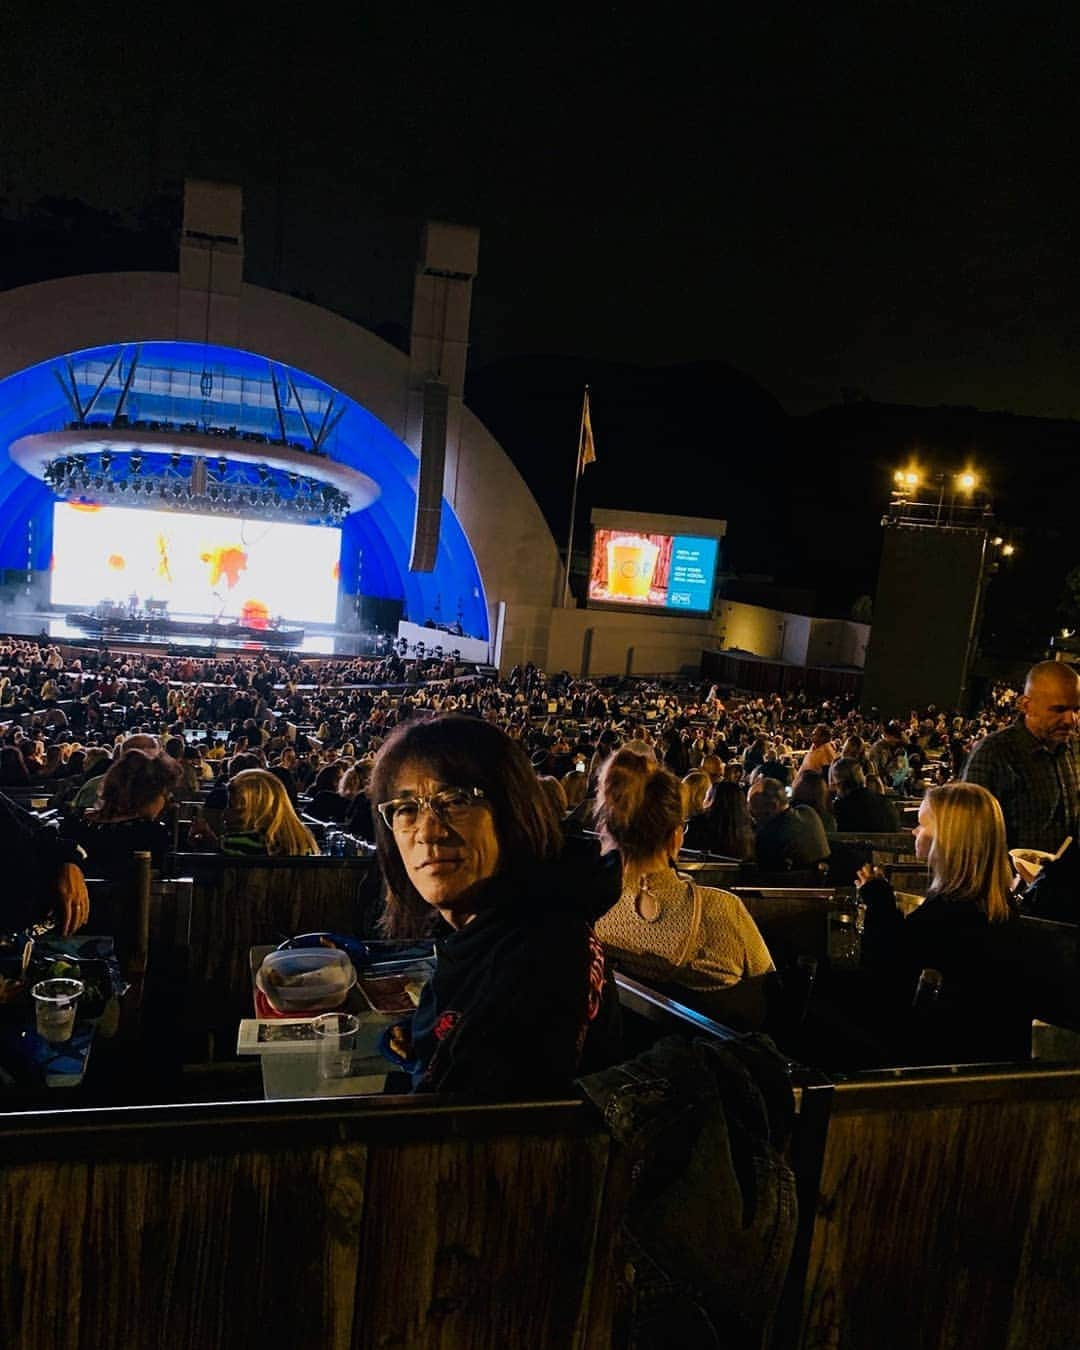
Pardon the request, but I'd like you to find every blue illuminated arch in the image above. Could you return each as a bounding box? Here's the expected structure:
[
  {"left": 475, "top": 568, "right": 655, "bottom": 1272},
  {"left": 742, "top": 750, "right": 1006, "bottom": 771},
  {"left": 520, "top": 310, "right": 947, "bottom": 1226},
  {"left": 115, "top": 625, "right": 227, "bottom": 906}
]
[{"left": 0, "top": 341, "right": 489, "bottom": 639}]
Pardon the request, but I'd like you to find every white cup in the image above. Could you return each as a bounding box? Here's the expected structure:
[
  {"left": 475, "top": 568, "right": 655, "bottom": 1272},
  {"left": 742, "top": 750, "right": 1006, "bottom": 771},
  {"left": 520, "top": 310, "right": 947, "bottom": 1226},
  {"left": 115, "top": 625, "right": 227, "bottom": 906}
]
[{"left": 31, "top": 978, "right": 84, "bottom": 1044}]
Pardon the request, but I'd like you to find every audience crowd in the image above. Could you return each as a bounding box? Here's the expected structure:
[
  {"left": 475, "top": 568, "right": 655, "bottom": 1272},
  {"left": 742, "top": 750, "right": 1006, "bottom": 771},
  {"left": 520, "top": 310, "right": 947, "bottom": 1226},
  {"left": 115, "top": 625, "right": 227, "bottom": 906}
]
[
  {"left": 2, "top": 631, "right": 1077, "bottom": 1094},
  {"left": 0, "top": 636, "right": 1025, "bottom": 828}
]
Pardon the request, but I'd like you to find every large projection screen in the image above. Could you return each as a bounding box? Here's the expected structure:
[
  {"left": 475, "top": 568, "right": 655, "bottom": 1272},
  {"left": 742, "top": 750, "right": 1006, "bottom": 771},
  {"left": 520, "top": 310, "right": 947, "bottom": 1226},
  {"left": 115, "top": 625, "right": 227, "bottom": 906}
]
[
  {"left": 51, "top": 503, "right": 341, "bottom": 624},
  {"left": 588, "top": 527, "right": 718, "bottom": 613}
]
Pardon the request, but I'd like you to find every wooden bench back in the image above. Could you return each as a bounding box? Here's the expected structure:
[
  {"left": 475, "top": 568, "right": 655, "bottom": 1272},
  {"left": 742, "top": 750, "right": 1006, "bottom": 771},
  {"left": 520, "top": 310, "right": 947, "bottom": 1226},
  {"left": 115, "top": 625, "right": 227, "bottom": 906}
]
[
  {"left": 0, "top": 1096, "right": 623, "bottom": 1350},
  {"left": 161, "top": 855, "right": 385, "bottom": 1057},
  {"left": 779, "top": 1064, "right": 1080, "bottom": 1350}
]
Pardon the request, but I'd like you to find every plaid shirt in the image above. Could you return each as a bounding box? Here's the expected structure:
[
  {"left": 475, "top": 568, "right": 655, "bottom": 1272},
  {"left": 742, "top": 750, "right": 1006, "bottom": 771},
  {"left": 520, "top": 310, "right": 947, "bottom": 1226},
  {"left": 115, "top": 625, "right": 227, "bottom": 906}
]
[{"left": 962, "top": 720, "right": 1080, "bottom": 852}]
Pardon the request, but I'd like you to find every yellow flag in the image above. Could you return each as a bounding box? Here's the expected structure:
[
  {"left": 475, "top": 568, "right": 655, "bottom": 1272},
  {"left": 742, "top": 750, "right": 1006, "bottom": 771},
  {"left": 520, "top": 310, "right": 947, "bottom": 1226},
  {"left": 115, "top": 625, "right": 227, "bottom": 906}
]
[{"left": 579, "top": 388, "right": 597, "bottom": 472}]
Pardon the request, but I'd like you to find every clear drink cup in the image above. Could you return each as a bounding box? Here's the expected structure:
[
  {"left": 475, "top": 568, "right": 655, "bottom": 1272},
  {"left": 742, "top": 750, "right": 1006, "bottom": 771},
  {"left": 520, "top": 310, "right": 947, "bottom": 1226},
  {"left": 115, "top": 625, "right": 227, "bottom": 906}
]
[
  {"left": 313, "top": 1011, "right": 361, "bottom": 1079},
  {"left": 31, "top": 978, "right": 84, "bottom": 1044}
]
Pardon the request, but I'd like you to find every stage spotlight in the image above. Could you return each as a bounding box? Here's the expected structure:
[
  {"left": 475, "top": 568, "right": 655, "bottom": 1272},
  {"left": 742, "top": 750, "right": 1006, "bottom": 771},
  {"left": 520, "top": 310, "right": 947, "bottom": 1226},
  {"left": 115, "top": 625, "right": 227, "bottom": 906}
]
[{"left": 956, "top": 470, "right": 977, "bottom": 492}]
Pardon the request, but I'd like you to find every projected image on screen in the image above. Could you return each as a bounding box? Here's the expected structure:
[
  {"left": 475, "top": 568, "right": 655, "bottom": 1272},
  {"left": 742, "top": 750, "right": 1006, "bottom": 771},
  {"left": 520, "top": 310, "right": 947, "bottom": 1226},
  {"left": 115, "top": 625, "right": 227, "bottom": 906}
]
[
  {"left": 588, "top": 528, "right": 718, "bottom": 612},
  {"left": 51, "top": 504, "right": 341, "bottom": 624}
]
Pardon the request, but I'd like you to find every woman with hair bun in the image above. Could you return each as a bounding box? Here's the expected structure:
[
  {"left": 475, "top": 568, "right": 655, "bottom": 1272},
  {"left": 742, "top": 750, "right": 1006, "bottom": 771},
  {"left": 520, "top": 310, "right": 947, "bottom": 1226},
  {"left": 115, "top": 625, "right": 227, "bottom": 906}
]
[{"left": 594, "top": 749, "right": 773, "bottom": 1003}]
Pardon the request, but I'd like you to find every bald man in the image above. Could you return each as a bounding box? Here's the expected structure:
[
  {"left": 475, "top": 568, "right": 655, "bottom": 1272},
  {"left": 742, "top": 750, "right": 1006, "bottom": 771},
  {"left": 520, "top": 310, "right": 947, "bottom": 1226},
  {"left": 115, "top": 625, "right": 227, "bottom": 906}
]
[{"left": 962, "top": 661, "right": 1080, "bottom": 851}]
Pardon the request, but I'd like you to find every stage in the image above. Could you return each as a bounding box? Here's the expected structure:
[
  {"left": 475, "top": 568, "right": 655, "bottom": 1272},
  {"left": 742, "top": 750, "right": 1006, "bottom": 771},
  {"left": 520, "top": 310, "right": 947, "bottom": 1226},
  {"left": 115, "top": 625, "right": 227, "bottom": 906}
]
[{"left": 0, "top": 607, "right": 392, "bottom": 658}]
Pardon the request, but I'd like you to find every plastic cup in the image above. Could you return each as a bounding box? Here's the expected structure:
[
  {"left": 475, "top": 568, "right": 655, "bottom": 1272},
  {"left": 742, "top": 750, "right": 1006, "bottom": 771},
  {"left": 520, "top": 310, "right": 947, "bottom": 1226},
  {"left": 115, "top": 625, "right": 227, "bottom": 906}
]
[
  {"left": 31, "top": 978, "right": 84, "bottom": 1044},
  {"left": 313, "top": 1011, "right": 361, "bottom": 1079}
]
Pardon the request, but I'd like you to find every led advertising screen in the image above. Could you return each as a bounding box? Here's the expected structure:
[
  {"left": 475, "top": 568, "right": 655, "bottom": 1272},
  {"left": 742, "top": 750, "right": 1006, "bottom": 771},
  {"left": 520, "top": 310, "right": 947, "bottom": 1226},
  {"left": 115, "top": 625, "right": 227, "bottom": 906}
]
[
  {"left": 51, "top": 503, "right": 341, "bottom": 624},
  {"left": 588, "top": 528, "right": 718, "bottom": 613}
]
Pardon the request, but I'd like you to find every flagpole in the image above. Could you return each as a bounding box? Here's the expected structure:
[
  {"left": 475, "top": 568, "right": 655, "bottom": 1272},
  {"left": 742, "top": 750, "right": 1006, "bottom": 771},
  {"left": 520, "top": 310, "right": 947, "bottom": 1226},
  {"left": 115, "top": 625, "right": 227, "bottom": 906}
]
[{"left": 562, "top": 387, "right": 588, "bottom": 609}]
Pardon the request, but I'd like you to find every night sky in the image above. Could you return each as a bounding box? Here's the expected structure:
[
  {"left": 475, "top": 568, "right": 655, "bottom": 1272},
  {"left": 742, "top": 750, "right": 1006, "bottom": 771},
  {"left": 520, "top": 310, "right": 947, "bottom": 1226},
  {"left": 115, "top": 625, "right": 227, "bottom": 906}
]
[
  {"left": 6, "top": 6, "right": 1080, "bottom": 415},
  {"left": 3, "top": 6, "right": 1079, "bottom": 645}
]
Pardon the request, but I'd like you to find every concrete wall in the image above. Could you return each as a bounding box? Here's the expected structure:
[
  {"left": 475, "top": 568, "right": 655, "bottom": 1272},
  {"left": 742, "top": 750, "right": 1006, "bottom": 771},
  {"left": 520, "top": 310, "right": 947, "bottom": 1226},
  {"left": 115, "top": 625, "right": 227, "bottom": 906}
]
[{"left": 545, "top": 600, "right": 869, "bottom": 678}]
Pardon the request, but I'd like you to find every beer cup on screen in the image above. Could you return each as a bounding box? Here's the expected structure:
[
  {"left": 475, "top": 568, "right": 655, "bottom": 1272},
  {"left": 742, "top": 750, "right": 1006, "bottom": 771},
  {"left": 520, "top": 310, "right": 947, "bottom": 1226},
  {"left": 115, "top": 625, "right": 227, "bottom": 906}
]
[{"left": 607, "top": 535, "right": 660, "bottom": 600}]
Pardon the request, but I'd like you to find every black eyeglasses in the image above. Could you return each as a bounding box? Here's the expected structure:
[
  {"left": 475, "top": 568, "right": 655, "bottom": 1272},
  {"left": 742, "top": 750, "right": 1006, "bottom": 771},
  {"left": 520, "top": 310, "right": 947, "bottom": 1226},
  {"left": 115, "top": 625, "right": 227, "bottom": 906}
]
[{"left": 377, "top": 786, "right": 486, "bottom": 832}]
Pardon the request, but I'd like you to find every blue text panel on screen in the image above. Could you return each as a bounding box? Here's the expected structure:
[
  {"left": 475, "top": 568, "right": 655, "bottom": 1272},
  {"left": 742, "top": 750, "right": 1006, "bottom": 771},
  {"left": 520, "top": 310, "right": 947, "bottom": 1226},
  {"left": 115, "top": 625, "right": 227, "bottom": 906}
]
[{"left": 664, "top": 536, "right": 718, "bottom": 611}]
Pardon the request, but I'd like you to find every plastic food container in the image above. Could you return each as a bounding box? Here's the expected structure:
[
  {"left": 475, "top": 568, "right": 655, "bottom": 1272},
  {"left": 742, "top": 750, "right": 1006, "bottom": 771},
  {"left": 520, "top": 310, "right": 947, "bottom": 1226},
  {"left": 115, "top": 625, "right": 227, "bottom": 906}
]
[{"left": 256, "top": 948, "right": 356, "bottom": 1014}]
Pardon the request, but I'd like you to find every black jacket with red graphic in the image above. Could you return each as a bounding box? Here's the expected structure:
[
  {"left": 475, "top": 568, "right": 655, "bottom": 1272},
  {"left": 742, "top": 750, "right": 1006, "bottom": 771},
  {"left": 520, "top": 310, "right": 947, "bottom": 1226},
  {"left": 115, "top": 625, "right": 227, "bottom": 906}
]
[{"left": 408, "top": 836, "right": 623, "bottom": 1098}]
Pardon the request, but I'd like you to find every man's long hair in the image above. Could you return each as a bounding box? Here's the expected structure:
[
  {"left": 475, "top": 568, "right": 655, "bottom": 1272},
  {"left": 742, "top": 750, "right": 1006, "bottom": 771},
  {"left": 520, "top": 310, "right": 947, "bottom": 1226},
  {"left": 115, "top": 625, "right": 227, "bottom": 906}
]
[{"left": 369, "top": 716, "right": 562, "bottom": 937}]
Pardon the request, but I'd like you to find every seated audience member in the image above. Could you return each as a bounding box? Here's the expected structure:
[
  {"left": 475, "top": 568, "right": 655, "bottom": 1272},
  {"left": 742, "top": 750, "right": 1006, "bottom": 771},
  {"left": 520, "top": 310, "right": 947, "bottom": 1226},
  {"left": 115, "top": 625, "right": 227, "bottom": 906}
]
[
  {"left": 370, "top": 715, "right": 622, "bottom": 1097},
  {"left": 864, "top": 771, "right": 888, "bottom": 796},
  {"left": 791, "top": 769, "right": 837, "bottom": 834},
  {"left": 859, "top": 782, "right": 1034, "bottom": 1063},
  {"left": 70, "top": 749, "right": 181, "bottom": 874},
  {"left": 0, "top": 744, "right": 30, "bottom": 788},
  {"left": 202, "top": 751, "right": 263, "bottom": 812},
  {"left": 840, "top": 734, "right": 874, "bottom": 778},
  {"left": 800, "top": 724, "right": 838, "bottom": 777},
  {"left": 755, "top": 749, "right": 792, "bottom": 786},
  {"left": 748, "top": 776, "right": 830, "bottom": 872},
  {"left": 338, "top": 764, "right": 375, "bottom": 841},
  {"left": 1, "top": 789, "right": 90, "bottom": 935},
  {"left": 593, "top": 749, "right": 772, "bottom": 1000},
  {"left": 560, "top": 766, "right": 589, "bottom": 812},
  {"left": 538, "top": 774, "right": 569, "bottom": 821},
  {"left": 683, "top": 780, "right": 756, "bottom": 862},
  {"left": 268, "top": 752, "right": 300, "bottom": 804},
  {"left": 830, "top": 757, "right": 901, "bottom": 832},
  {"left": 190, "top": 768, "right": 319, "bottom": 856},
  {"left": 870, "top": 722, "right": 910, "bottom": 791},
  {"left": 681, "top": 768, "right": 713, "bottom": 823},
  {"left": 307, "top": 761, "right": 351, "bottom": 822},
  {"left": 70, "top": 748, "right": 113, "bottom": 811},
  {"left": 662, "top": 726, "right": 691, "bottom": 777},
  {"left": 175, "top": 746, "right": 206, "bottom": 803},
  {"left": 73, "top": 732, "right": 159, "bottom": 812},
  {"left": 743, "top": 736, "right": 768, "bottom": 775}
]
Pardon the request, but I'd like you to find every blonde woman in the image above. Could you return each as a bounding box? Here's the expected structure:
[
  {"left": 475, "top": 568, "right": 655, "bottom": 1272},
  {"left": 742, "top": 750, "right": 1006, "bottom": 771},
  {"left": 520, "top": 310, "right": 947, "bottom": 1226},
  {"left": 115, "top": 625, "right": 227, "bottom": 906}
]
[
  {"left": 594, "top": 749, "right": 772, "bottom": 1004},
  {"left": 858, "top": 781, "right": 1030, "bottom": 1062},
  {"left": 190, "top": 767, "right": 319, "bottom": 856},
  {"left": 681, "top": 769, "right": 713, "bottom": 824}
]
